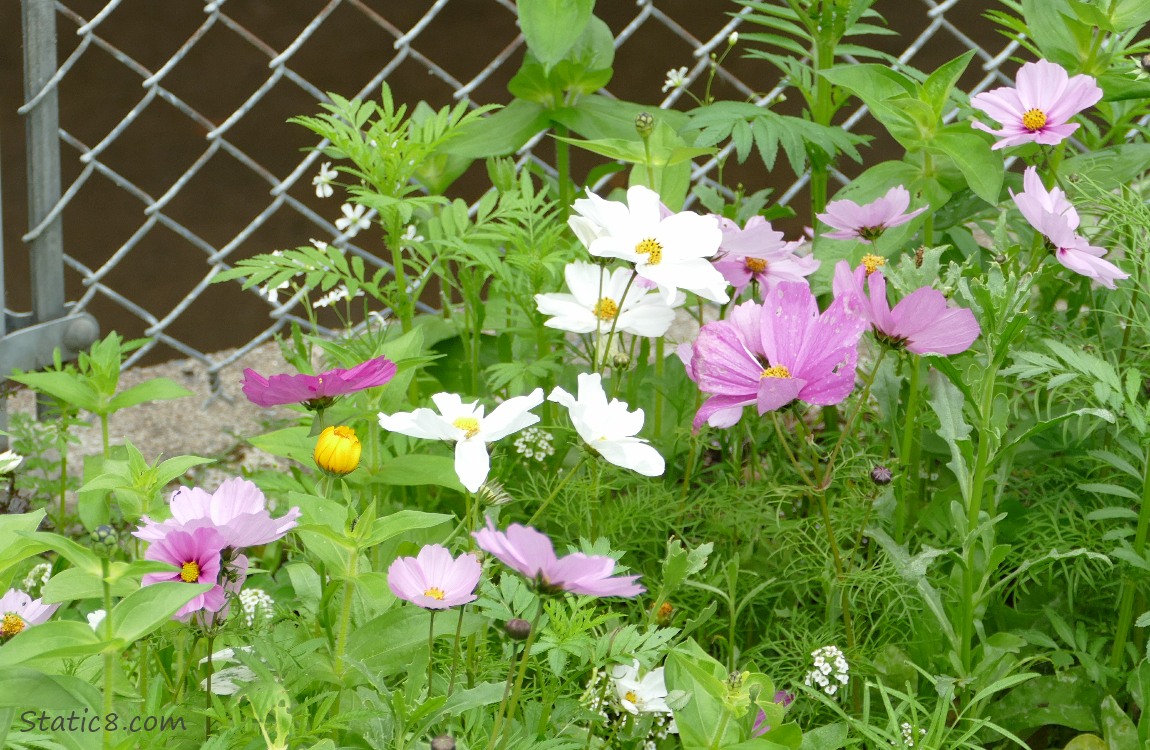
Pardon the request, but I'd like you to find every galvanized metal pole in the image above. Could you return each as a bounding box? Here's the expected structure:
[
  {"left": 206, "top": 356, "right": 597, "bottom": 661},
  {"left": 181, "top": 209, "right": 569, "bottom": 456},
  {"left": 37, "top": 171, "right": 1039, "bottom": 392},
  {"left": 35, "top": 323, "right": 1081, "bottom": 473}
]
[
  {"left": 22, "top": 0, "right": 66, "bottom": 326},
  {"left": 0, "top": 133, "right": 8, "bottom": 451}
]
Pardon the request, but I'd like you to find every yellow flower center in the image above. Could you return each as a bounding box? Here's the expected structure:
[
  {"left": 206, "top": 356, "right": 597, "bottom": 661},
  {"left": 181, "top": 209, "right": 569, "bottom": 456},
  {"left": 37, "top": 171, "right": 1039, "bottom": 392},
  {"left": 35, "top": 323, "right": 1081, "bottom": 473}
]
[
  {"left": 761, "top": 365, "right": 791, "bottom": 379},
  {"left": 861, "top": 253, "right": 886, "bottom": 275},
  {"left": 744, "top": 257, "right": 768, "bottom": 273},
  {"left": 635, "top": 238, "right": 663, "bottom": 265},
  {"left": 624, "top": 690, "right": 639, "bottom": 705},
  {"left": 0, "top": 613, "right": 25, "bottom": 638},
  {"left": 1021, "top": 108, "right": 1047, "bottom": 132},
  {"left": 594, "top": 297, "right": 619, "bottom": 321},
  {"left": 180, "top": 561, "right": 201, "bottom": 583},
  {"left": 453, "top": 417, "right": 481, "bottom": 439},
  {"left": 424, "top": 587, "right": 446, "bottom": 600}
]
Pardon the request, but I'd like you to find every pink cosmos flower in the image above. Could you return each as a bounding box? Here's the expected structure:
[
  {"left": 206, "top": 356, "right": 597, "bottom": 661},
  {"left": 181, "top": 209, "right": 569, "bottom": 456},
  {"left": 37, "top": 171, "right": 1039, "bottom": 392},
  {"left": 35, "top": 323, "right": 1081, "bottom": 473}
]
[
  {"left": 1010, "top": 167, "right": 1128, "bottom": 289},
  {"left": 0, "top": 588, "right": 59, "bottom": 639},
  {"left": 832, "top": 259, "right": 981, "bottom": 355},
  {"left": 970, "top": 60, "right": 1102, "bottom": 150},
  {"left": 680, "top": 282, "right": 867, "bottom": 429},
  {"left": 816, "top": 186, "right": 926, "bottom": 243},
  {"left": 241, "top": 354, "right": 396, "bottom": 408},
  {"left": 387, "top": 544, "right": 482, "bottom": 610},
  {"left": 134, "top": 477, "right": 300, "bottom": 549},
  {"left": 141, "top": 527, "right": 228, "bottom": 620},
  {"left": 473, "top": 520, "right": 644, "bottom": 598},
  {"left": 712, "top": 216, "right": 819, "bottom": 298}
]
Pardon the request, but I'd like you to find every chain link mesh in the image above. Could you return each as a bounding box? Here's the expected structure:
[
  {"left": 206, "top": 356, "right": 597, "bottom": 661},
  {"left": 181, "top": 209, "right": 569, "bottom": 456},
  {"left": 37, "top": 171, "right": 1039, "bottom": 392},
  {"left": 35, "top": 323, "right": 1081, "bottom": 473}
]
[{"left": 15, "top": 0, "right": 1017, "bottom": 379}]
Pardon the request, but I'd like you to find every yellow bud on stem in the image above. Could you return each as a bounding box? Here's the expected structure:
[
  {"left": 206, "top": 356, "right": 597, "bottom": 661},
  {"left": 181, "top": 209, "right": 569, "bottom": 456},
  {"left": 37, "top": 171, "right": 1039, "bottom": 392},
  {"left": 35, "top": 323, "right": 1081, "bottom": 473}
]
[{"left": 315, "top": 425, "right": 362, "bottom": 476}]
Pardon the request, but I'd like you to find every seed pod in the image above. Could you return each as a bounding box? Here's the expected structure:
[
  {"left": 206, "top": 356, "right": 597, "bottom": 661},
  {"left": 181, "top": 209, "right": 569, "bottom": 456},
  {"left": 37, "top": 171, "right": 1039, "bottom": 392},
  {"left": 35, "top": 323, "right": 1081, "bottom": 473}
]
[{"left": 505, "top": 618, "right": 532, "bottom": 641}]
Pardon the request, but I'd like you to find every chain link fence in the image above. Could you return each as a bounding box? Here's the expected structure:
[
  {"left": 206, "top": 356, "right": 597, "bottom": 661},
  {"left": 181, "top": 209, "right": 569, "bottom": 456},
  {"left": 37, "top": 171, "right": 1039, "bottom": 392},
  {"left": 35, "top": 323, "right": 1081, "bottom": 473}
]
[{"left": 5, "top": 0, "right": 1017, "bottom": 387}]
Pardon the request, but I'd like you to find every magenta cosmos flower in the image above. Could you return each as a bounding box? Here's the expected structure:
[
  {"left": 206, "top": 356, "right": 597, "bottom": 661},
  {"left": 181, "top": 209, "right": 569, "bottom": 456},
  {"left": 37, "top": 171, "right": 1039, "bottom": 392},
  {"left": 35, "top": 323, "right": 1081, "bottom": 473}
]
[
  {"left": 387, "top": 544, "right": 482, "bottom": 610},
  {"left": 817, "top": 186, "right": 926, "bottom": 243},
  {"left": 135, "top": 477, "right": 300, "bottom": 549},
  {"left": 1010, "top": 167, "right": 1128, "bottom": 289},
  {"left": 712, "top": 216, "right": 819, "bottom": 297},
  {"left": 141, "top": 527, "right": 228, "bottom": 620},
  {"left": 241, "top": 354, "right": 396, "bottom": 408},
  {"left": 832, "top": 258, "right": 981, "bottom": 355},
  {"left": 473, "top": 520, "right": 644, "bottom": 597},
  {"left": 0, "top": 588, "right": 59, "bottom": 640},
  {"left": 680, "top": 282, "right": 866, "bottom": 429},
  {"left": 971, "top": 60, "right": 1102, "bottom": 150}
]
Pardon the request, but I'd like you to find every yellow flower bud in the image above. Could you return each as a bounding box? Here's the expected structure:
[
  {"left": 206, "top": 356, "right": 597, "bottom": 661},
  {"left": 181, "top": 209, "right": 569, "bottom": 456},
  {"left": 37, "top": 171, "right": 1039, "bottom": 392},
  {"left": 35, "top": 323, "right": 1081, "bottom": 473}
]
[{"left": 314, "top": 425, "right": 361, "bottom": 476}]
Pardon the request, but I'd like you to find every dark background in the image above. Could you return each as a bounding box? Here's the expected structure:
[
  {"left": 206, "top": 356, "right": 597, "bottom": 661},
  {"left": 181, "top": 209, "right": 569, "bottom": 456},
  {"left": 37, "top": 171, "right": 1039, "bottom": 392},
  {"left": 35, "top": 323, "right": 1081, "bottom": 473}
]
[{"left": 0, "top": 0, "right": 1002, "bottom": 363}]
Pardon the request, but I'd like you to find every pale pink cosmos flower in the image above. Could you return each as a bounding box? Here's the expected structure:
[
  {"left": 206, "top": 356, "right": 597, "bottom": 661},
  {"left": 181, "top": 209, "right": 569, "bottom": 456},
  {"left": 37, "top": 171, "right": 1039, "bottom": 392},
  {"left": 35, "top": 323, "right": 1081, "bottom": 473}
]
[
  {"left": 971, "top": 60, "right": 1102, "bottom": 150},
  {"left": 141, "top": 527, "right": 228, "bottom": 620},
  {"left": 0, "top": 589, "right": 59, "bottom": 639},
  {"left": 832, "top": 259, "right": 981, "bottom": 355},
  {"left": 1010, "top": 167, "right": 1128, "bottom": 289},
  {"left": 816, "top": 186, "right": 926, "bottom": 243},
  {"left": 473, "top": 520, "right": 644, "bottom": 597},
  {"left": 241, "top": 354, "right": 397, "bottom": 408},
  {"left": 712, "top": 216, "right": 819, "bottom": 297},
  {"left": 134, "top": 477, "right": 301, "bottom": 549},
  {"left": 680, "top": 282, "right": 866, "bottom": 429},
  {"left": 387, "top": 544, "right": 482, "bottom": 610}
]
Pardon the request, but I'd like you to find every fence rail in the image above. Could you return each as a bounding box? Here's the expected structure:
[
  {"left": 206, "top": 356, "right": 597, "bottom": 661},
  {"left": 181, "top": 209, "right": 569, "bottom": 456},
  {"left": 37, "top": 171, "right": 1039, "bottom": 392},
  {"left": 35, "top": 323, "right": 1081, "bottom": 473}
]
[{"left": 4, "top": 0, "right": 1017, "bottom": 394}]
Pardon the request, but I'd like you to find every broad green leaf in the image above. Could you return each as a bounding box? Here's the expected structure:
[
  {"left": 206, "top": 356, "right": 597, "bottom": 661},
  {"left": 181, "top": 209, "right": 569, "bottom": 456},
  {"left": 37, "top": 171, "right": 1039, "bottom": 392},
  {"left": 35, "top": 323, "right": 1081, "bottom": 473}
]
[
  {"left": 927, "top": 369, "right": 974, "bottom": 504},
  {"left": 0, "top": 668, "right": 102, "bottom": 710},
  {"left": 444, "top": 101, "right": 548, "bottom": 158},
  {"left": 799, "top": 722, "right": 849, "bottom": 750},
  {"left": 347, "top": 606, "right": 484, "bottom": 678},
  {"left": 921, "top": 50, "right": 976, "bottom": 117},
  {"left": 517, "top": 0, "right": 594, "bottom": 68},
  {"left": 7, "top": 371, "right": 100, "bottom": 412},
  {"left": 106, "top": 378, "right": 193, "bottom": 412},
  {"left": 360, "top": 509, "right": 453, "bottom": 548},
  {"left": 0, "top": 622, "right": 104, "bottom": 667},
  {"left": 988, "top": 669, "right": 1104, "bottom": 734},
  {"left": 110, "top": 581, "right": 212, "bottom": 644},
  {"left": 249, "top": 426, "right": 316, "bottom": 468},
  {"left": 17, "top": 532, "right": 102, "bottom": 575},
  {"left": 376, "top": 454, "right": 464, "bottom": 491},
  {"left": 40, "top": 564, "right": 141, "bottom": 603},
  {"left": 930, "top": 129, "right": 1004, "bottom": 204},
  {"left": 1100, "top": 695, "right": 1139, "bottom": 750}
]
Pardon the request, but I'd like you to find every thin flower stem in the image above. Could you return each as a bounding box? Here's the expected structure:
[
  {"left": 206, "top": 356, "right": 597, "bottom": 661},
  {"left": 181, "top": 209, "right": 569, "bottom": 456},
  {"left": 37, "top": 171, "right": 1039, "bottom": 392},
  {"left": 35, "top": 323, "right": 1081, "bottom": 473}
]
[
  {"left": 499, "top": 600, "right": 545, "bottom": 750},
  {"left": 642, "top": 132, "right": 656, "bottom": 190},
  {"left": 894, "top": 354, "right": 923, "bottom": 543},
  {"left": 427, "top": 610, "right": 437, "bottom": 695},
  {"left": 708, "top": 710, "right": 732, "bottom": 750},
  {"left": 527, "top": 456, "right": 588, "bottom": 527},
  {"left": 599, "top": 272, "right": 638, "bottom": 378},
  {"left": 332, "top": 549, "right": 359, "bottom": 678},
  {"left": 653, "top": 337, "right": 665, "bottom": 436},
  {"left": 101, "top": 557, "right": 115, "bottom": 750},
  {"left": 771, "top": 412, "right": 814, "bottom": 489},
  {"left": 487, "top": 634, "right": 526, "bottom": 750},
  {"left": 204, "top": 634, "right": 215, "bottom": 740},
  {"left": 448, "top": 605, "right": 466, "bottom": 695},
  {"left": 1109, "top": 443, "right": 1150, "bottom": 670}
]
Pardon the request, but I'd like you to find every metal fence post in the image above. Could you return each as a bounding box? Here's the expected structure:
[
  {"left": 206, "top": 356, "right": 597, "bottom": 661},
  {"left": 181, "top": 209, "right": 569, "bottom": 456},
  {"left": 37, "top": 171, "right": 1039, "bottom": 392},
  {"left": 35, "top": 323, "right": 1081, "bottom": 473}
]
[{"left": 22, "top": 0, "right": 66, "bottom": 326}]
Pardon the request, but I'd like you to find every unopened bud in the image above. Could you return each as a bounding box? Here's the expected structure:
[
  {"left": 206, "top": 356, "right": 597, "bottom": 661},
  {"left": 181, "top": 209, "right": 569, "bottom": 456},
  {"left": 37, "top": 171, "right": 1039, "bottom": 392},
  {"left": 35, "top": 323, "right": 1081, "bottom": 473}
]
[
  {"left": 994, "top": 254, "right": 1008, "bottom": 265},
  {"left": 728, "top": 31, "right": 739, "bottom": 46},
  {"left": 1141, "top": 53, "right": 1150, "bottom": 72},
  {"left": 655, "top": 600, "right": 674, "bottom": 626},
  {"left": 90, "top": 525, "right": 118, "bottom": 548},
  {"left": 431, "top": 736, "right": 456, "bottom": 750},
  {"left": 314, "top": 425, "right": 361, "bottom": 477},
  {"left": 870, "top": 465, "right": 892, "bottom": 486},
  {"left": 505, "top": 618, "right": 532, "bottom": 641},
  {"left": 635, "top": 112, "right": 655, "bottom": 138},
  {"left": 914, "top": 246, "right": 924, "bottom": 268}
]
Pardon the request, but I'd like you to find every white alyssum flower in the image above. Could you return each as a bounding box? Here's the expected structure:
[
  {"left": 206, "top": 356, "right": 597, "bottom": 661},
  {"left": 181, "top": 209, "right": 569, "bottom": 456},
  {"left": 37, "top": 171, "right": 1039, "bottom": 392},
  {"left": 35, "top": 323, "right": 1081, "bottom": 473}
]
[
  {"left": 335, "top": 203, "right": 371, "bottom": 237},
  {"left": 0, "top": 450, "right": 24, "bottom": 475},
  {"left": 611, "top": 660, "right": 671, "bottom": 715},
  {"left": 378, "top": 390, "right": 545, "bottom": 493},
  {"left": 895, "top": 722, "right": 927, "bottom": 748},
  {"left": 535, "top": 261, "right": 683, "bottom": 338},
  {"left": 512, "top": 427, "right": 554, "bottom": 461},
  {"left": 804, "top": 645, "right": 849, "bottom": 696},
  {"left": 312, "top": 284, "right": 365, "bottom": 309},
  {"left": 549, "top": 373, "right": 664, "bottom": 477},
  {"left": 199, "top": 647, "right": 257, "bottom": 695},
  {"left": 312, "top": 161, "right": 337, "bottom": 198},
  {"left": 239, "top": 588, "right": 275, "bottom": 627},
  {"left": 21, "top": 562, "right": 52, "bottom": 596},
  {"left": 87, "top": 609, "right": 107, "bottom": 632},
  {"left": 570, "top": 185, "right": 729, "bottom": 305},
  {"left": 662, "top": 66, "right": 689, "bottom": 93}
]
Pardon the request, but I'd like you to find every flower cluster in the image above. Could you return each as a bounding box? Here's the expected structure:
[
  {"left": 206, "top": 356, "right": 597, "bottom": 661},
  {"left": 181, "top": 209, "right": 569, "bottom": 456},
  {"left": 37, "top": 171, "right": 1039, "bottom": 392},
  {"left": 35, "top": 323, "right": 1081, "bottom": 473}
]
[
  {"left": 896, "top": 722, "right": 927, "bottom": 748},
  {"left": 21, "top": 562, "right": 52, "bottom": 597},
  {"left": 512, "top": 427, "right": 554, "bottom": 462},
  {"left": 804, "top": 645, "right": 850, "bottom": 696},
  {"left": 238, "top": 588, "right": 275, "bottom": 627}
]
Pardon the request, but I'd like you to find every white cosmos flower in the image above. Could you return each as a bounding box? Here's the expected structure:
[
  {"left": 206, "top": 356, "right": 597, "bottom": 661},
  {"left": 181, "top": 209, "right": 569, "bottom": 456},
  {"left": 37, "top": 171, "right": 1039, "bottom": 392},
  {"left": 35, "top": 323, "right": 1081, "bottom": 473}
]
[
  {"left": 549, "top": 373, "right": 664, "bottom": 477},
  {"left": 535, "top": 262, "right": 683, "bottom": 337},
  {"left": 312, "top": 161, "right": 337, "bottom": 198},
  {"left": 570, "top": 185, "right": 728, "bottom": 305},
  {"left": 611, "top": 660, "right": 671, "bottom": 715},
  {"left": 378, "top": 390, "right": 545, "bottom": 493},
  {"left": 0, "top": 450, "right": 24, "bottom": 474},
  {"left": 335, "top": 203, "right": 371, "bottom": 237}
]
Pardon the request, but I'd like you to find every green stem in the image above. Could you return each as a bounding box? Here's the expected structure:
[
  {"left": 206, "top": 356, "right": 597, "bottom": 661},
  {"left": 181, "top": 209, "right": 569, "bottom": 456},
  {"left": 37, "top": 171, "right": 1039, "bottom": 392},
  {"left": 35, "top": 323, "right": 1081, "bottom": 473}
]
[
  {"left": 959, "top": 363, "right": 1000, "bottom": 676},
  {"left": 921, "top": 153, "right": 934, "bottom": 246},
  {"left": 388, "top": 218, "right": 413, "bottom": 333},
  {"left": 332, "top": 550, "right": 359, "bottom": 678},
  {"left": 598, "top": 272, "right": 637, "bottom": 377},
  {"left": 527, "top": 456, "right": 588, "bottom": 527},
  {"left": 642, "top": 133, "right": 656, "bottom": 191},
  {"left": 427, "top": 610, "right": 437, "bottom": 695},
  {"left": 557, "top": 124, "right": 573, "bottom": 212},
  {"left": 448, "top": 605, "right": 466, "bottom": 695},
  {"left": 101, "top": 558, "right": 114, "bottom": 750},
  {"left": 653, "top": 337, "right": 665, "bottom": 437},
  {"left": 1110, "top": 444, "right": 1150, "bottom": 670},
  {"left": 100, "top": 413, "right": 110, "bottom": 460},
  {"left": 204, "top": 634, "right": 215, "bottom": 740},
  {"left": 499, "top": 601, "right": 545, "bottom": 750},
  {"left": 895, "top": 355, "right": 923, "bottom": 543},
  {"left": 708, "top": 710, "right": 732, "bottom": 750}
]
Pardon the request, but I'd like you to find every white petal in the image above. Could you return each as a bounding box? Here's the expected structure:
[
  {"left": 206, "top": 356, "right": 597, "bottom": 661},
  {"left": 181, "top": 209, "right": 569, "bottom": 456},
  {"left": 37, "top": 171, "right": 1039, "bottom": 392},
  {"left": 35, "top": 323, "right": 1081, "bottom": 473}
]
[
  {"left": 454, "top": 439, "right": 491, "bottom": 493},
  {"left": 482, "top": 388, "right": 544, "bottom": 440},
  {"left": 596, "top": 439, "right": 665, "bottom": 476},
  {"left": 378, "top": 408, "right": 457, "bottom": 440}
]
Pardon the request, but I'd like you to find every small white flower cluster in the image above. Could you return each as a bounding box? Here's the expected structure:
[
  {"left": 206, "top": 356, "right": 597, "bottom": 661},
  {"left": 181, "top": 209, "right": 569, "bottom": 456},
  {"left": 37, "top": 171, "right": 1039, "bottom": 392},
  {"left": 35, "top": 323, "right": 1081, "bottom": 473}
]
[
  {"left": 239, "top": 588, "right": 275, "bottom": 627},
  {"left": 21, "top": 562, "right": 51, "bottom": 596},
  {"left": 803, "top": 645, "right": 849, "bottom": 696},
  {"left": 512, "top": 427, "right": 554, "bottom": 461},
  {"left": 662, "top": 66, "right": 689, "bottom": 93},
  {"left": 312, "top": 284, "right": 365, "bottom": 309},
  {"left": 894, "top": 722, "right": 926, "bottom": 748}
]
